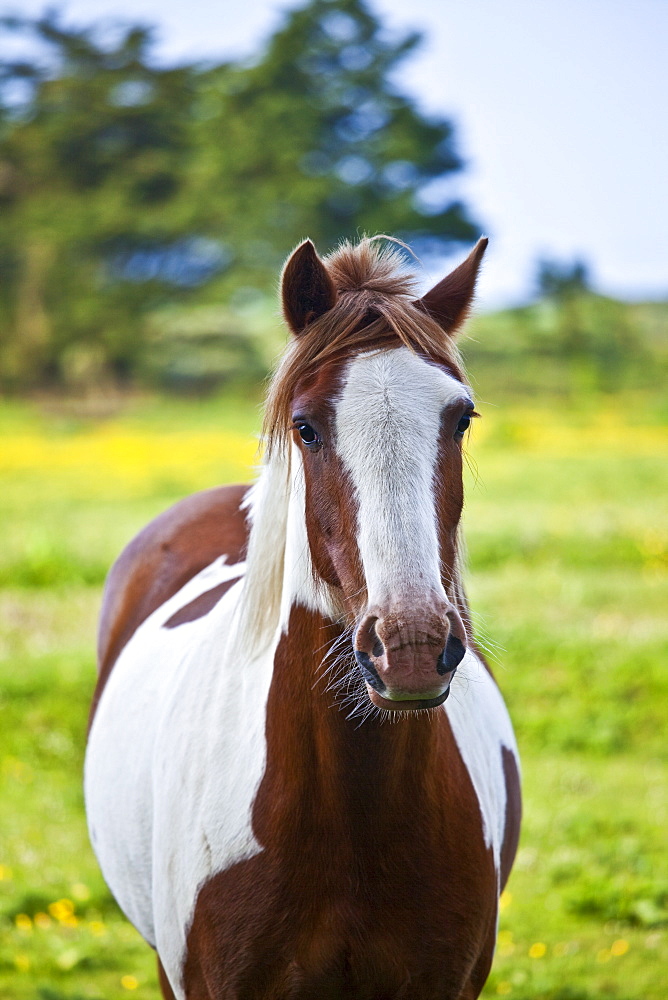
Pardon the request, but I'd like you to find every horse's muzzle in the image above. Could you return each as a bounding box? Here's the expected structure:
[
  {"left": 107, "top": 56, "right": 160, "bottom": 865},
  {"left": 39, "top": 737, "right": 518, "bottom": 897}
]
[{"left": 354, "top": 602, "right": 467, "bottom": 712}]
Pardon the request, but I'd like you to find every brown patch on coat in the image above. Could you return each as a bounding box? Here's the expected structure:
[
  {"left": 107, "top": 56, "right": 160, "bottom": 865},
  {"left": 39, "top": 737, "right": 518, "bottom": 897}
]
[
  {"left": 182, "top": 606, "right": 501, "bottom": 1000},
  {"left": 89, "top": 483, "right": 249, "bottom": 731},
  {"left": 434, "top": 399, "right": 467, "bottom": 592},
  {"left": 290, "top": 355, "right": 365, "bottom": 612},
  {"left": 162, "top": 577, "right": 242, "bottom": 628},
  {"left": 500, "top": 746, "right": 522, "bottom": 890}
]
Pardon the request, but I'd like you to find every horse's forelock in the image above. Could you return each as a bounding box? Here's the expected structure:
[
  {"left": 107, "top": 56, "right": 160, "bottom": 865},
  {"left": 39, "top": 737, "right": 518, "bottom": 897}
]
[
  {"left": 263, "top": 240, "right": 465, "bottom": 458},
  {"left": 325, "top": 238, "right": 418, "bottom": 297}
]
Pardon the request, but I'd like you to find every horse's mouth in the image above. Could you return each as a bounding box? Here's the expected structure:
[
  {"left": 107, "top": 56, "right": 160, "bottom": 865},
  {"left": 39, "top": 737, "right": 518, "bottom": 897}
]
[
  {"left": 365, "top": 679, "right": 454, "bottom": 712},
  {"left": 353, "top": 647, "right": 459, "bottom": 712}
]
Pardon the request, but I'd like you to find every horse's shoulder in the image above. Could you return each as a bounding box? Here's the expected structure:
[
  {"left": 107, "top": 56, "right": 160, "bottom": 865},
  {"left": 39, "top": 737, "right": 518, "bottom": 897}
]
[{"left": 90, "top": 483, "right": 250, "bottom": 727}]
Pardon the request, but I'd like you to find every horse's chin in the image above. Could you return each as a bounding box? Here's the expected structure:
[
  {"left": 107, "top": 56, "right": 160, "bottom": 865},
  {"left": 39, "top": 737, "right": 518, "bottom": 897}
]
[{"left": 366, "top": 685, "right": 451, "bottom": 712}]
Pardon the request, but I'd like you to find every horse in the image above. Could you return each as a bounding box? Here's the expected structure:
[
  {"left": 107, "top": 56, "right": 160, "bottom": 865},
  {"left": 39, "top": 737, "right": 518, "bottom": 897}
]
[{"left": 84, "top": 235, "right": 521, "bottom": 1000}]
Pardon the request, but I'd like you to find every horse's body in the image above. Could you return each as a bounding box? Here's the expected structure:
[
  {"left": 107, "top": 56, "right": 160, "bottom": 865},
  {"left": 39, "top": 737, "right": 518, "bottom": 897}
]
[{"left": 85, "top": 237, "right": 521, "bottom": 1000}]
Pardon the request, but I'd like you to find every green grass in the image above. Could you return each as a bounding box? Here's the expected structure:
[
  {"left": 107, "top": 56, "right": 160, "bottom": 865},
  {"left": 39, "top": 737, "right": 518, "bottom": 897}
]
[{"left": 0, "top": 391, "right": 666, "bottom": 998}]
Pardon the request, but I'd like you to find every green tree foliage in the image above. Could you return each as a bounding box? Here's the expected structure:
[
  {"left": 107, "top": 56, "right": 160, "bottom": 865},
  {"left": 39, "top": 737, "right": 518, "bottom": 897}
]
[
  {"left": 191, "top": 0, "right": 477, "bottom": 292},
  {"left": 536, "top": 257, "right": 591, "bottom": 300},
  {"left": 0, "top": 1, "right": 478, "bottom": 390},
  {"left": 530, "top": 258, "right": 646, "bottom": 391},
  {"left": 0, "top": 13, "right": 205, "bottom": 388},
  {"left": 459, "top": 254, "right": 664, "bottom": 399},
  {"left": 463, "top": 291, "right": 655, "bottom": 398}
]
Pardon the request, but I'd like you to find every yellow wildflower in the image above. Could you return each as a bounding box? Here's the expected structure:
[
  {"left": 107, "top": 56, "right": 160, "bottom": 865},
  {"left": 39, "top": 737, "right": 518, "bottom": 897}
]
[
  {"left": 48, "top": 898, "right": 75, "bottom": 921},
  {"left": 499, "top": 890, "right": 512, "bottom": 911}
]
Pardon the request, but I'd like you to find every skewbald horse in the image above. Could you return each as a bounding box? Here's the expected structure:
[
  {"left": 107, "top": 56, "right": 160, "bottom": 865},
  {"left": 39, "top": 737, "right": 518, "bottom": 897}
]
[{"left": 85, "top": 236, "right": 521, "bottom": 1000}]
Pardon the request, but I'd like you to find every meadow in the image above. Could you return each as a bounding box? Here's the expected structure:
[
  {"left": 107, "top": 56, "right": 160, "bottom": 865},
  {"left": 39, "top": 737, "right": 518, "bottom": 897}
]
[{"left": 0, "top": 384, "right": 666, "bottom": 1000}]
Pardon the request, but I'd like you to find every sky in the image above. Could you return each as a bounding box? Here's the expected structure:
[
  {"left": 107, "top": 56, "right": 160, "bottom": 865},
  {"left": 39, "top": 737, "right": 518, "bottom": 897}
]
[{"left": 10, "top": 0, "right": 668, "bottom": 307}]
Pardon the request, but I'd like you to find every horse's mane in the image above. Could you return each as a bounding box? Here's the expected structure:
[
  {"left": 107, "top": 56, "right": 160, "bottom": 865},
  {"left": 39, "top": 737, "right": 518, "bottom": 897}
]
[{"left": 234, "top": 238, "right": 469, "bottom": 661}]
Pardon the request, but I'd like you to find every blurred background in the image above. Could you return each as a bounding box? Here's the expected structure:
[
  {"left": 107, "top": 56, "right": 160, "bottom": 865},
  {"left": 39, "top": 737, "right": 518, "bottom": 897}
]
[{"left": 0, "top": 1, "right": 666, "bottom": 997}]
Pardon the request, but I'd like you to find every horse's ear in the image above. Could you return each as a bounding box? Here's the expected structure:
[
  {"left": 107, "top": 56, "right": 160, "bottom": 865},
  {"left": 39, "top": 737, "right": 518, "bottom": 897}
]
[
  {"left": 281, "top": 239, "right": 338, "bottom": 335},
  {"left": 415, "top": 237, "right": 488, "bottom": 337}
]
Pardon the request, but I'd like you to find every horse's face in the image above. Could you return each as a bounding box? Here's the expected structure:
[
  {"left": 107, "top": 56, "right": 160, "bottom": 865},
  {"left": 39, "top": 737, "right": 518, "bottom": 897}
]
[
  {"left": 291, "top": 347, "right": 471, "bottom": 711},
  {"left": 282, "top": 239, "right": 487, "bottom": 712}
]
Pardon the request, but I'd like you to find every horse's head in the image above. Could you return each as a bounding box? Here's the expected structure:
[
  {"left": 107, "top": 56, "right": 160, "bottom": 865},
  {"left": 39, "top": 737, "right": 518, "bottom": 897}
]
[{"left": 261, "top": 237, "right": 486, "bottom": 712}]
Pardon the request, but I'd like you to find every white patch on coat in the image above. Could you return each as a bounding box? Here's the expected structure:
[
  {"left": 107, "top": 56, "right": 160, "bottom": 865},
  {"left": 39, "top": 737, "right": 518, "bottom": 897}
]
[
  {"left": 445, "top": 651, "right": 520, "bottom": 879},
  {"left": 85, "top": 557, "right": 277, "bottom": 1000},
  {"left": 335, "top": 348, "right": 470, "bottom": 607}
]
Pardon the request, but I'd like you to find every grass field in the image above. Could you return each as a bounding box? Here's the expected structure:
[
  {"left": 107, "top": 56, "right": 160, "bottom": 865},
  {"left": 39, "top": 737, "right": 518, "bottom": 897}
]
[{"left": 0, "top": 389, "right": 666, "bottom": 999}]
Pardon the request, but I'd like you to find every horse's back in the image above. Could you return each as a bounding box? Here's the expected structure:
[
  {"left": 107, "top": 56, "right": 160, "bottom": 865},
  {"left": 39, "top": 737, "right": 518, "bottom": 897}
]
[{"left": 91, "top": 483, "right": 250, "bottom": 727}]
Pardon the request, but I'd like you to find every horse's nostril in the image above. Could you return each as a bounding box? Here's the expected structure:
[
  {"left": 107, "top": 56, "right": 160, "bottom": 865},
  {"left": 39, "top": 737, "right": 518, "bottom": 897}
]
[
  {"left": 354, "top": 650, "right": 385, "bottom": 691},
  {"left": 364, "top": 619, "right": 385, "bottom": 659},
  {"left": 437, "top": 635, "right": 466, "bottom": 675}
]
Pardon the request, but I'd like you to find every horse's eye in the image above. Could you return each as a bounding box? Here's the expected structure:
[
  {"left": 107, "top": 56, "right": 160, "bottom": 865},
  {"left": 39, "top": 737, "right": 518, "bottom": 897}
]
[
  {"left": 455, "top": 414, "right": 472, "bottom": 438},
  {"left": 296, "top": 423, "right": 319, "bottom": 446}
]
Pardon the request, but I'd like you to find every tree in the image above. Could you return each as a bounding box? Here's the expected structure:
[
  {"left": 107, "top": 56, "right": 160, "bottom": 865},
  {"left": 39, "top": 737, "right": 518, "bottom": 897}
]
[
  {"left": 532, "top": 257, "right": 643, "bottom": 390},
  {"left": 0, "top": 12, "right": 203, "bottom": 387},
  {"left": 194, "top": 0, "right": 478, "bottom": 294},
  {"left": 0, "top": 1, "right": 479, "bottom": 390},
  {"left": 535, "top": 257, "right": 591, "bottom": 300}
]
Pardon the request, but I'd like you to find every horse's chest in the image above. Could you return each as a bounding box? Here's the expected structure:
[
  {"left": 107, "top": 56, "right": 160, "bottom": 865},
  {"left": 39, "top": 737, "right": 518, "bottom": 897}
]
[{"left": 184, "top": 817, "right": 497, "bottom": 1000}]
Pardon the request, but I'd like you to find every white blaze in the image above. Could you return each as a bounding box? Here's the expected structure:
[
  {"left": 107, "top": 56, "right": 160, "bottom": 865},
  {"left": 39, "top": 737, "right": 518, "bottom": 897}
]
[{"left": 335, "top": 348, "right": 470, "bottom": 607}]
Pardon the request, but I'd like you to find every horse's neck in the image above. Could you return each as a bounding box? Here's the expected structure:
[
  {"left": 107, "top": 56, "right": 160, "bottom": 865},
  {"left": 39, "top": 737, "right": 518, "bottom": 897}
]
[
  {"left": 253, "top": 605, "right": 446, "bottom": 855},
  {"left": 246, "top": 449, "right": 467, "bottom": 846}
]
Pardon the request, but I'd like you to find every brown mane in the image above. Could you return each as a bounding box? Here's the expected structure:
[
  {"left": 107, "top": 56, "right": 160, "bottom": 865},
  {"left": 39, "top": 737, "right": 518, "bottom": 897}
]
[{"left": 263, "top": 238, "right": 468, "bottom": 457}]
